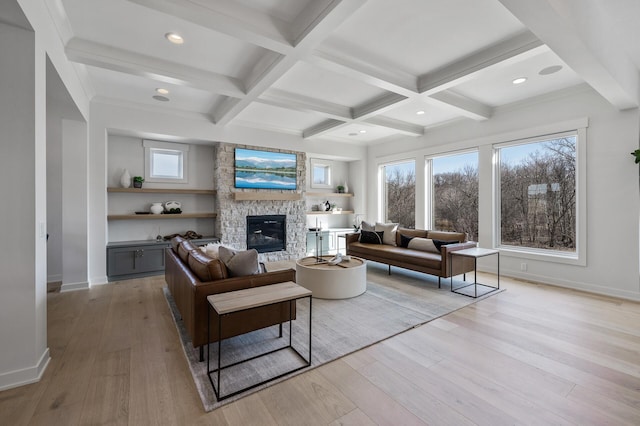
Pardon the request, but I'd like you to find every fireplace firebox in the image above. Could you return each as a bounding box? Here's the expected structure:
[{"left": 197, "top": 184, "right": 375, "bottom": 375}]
[{"left": 246, "top": 215, "right": 286, "bottom": 253}]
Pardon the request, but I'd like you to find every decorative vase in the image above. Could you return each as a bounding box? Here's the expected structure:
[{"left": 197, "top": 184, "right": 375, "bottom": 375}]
[
  {"left": 150, "top": 202, "right": 164, "bottom": 214},
  {"left": 343, "top": 181, "right": 349, "bottom": 194},
  {"left": 324, "top": 200, "right": 331, "bottom": 211},
  {"left": 120, "top": 169, "right": 131, "bottom": 188}
]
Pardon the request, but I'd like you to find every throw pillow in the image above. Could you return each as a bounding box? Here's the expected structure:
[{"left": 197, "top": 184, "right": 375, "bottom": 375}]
[
  {"left": 188, "top": 250, "right": 228, "bottom": 281},
  {"left": 375, "top": 222, "right": 399, "bottom": 246},
  {"left": 359, "top": 230, "right": 384, "bottom": 245},
  {"left": 407, "top": 237, "right": 439, "bottom": 253},
  {"left": 399, "top": 233, "right": 414, "bottom": 248},
  {"left": 218, "top": 246, "right": 261, "bottom": 277},
  {"left": 432, "top": 239, "right": 459, "bottom": 251},
  {"left": 199, "top": 242, "right": 222, "bottom": 259},
  {"left": 360, "top": 221, "right": 375, "bottom": 231}
]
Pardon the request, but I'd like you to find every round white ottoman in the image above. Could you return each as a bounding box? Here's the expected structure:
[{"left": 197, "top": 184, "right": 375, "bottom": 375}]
[{"left": 295, "top": 255, "right": 366, "bottom": 299}]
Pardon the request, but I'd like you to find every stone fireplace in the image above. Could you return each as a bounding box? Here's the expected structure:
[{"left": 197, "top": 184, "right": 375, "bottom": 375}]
[{"left": 213, "top": 143, "right": 307, "bottom": 262}]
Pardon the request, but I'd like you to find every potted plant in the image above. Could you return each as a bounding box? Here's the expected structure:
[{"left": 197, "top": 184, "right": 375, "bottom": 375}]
[
  {"left": 336, "top": 185, "right": 345, "bottom": 193},
  {"left": 133, "top": 176, "right": 144, "bottom": 188}
]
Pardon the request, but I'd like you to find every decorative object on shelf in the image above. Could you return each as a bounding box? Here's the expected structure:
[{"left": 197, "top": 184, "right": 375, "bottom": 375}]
[
  {"left": 324, "top": 200, "right": 331, "bottom": 211},
  {"left": 135, "top": 211, "right": 150, "bottom": 215},
  {"left": 336, "top": 185, "right": 345, "bottom": 193},
  {"left": 631, "top": 149, "right": 640, "bottom": 163},
  {"left": 343, "top": 181, "right": 349, "bottom": 193},
  {"left": 164, "top": 200, "right": 181, "bottom": 211},
  {"left": 120, "top": 169, "right": 131, "bottom": 188},
  {"left": 133, "top": 176, "right": 144, "bottom": 188},
  {"left": 163, "top": 230, "right": 202, "bottom": 240},
  {"left": 150, "top": 202, "right": 164, "bottom": 214}
]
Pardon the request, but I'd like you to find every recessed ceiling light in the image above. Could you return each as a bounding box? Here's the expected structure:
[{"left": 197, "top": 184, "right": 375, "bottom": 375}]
[
  {"left": 359, "top": 130, "right": 367, "bottom": 134},
  {"left": 152, "top": 95, "right": 170, "bottom": 102},
  {"left": 416, "top": 110, "right": 425, "bottom": 115},
  {"left": 539, "top": 65, "right": 563, "bottom": 75},
  {"left": 165, "top": 32, "right": 184, "bottom": 44},
  {"left": 512, "top": 77, "right": 527, "bottom": 85},
  {"left": 156, "top": 88, "right": 169, "bottom": 95}
]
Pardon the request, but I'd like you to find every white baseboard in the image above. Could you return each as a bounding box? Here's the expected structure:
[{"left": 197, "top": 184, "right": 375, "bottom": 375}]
[
  {"left": 90, "top": 276, "right": 108, "bottom": 286},
  {"left": 0, "top": 347, "right": 50, "bottom": 392},
  {"left": 60, "top": 281, "right": 90, "bottom": 292},
  {"left": 47, "top": 274, "right": 62, "bottom": 283}
]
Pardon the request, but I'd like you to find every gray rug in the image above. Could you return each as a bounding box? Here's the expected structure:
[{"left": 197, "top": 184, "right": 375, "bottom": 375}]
[{"left": 163, "top": 262, "right": 501, "bottom": 411}]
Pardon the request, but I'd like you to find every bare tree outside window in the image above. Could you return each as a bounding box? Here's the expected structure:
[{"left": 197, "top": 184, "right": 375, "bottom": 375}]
[
  {"left": 499, "top": 136, "right": 576, "bottom": 252},
  {"left": 382, "top": 161, "right": 415, "bottom": 228},
  {"left": 432, "top": 152, "right": 479, "bottom": 241}
]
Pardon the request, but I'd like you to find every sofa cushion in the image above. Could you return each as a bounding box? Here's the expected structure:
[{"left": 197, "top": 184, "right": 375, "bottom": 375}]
[
  {"left": 407, "top": 237, "right": 439, "bottom": 253},
  {"left": 426, "top": 230, "right": 466, "bottom": 242},
  {"left": 178, "top": 240, "right": 199, "bottom": 263},
  {"left": 399, "top": 234, "right": 414, "bottom": 248},
  {"left": 171, "top": 235, "right": 186, "bottom": 253},
  {"left": 348, "top": 241, "right": 442, "bottom": 270},
  {"left": 375, "top": 222, "right": 398, "bottom": 246},
  {"left": 359, "top": 230, "right": 384, "bottom": 244},
  {"left": 433, "top": 239, "right": 460, "bottom": 251},
  {"left": 219, "top": 246, "right": 261, "bottom": 277},
  {"left": 396, "top": 228, "right": 428, "bottom": 246},
  {"left": 188, "top": 250, "right": 228, "bottom": 282},
  {"left": 361, "top": 220, "right": 375, "bottom": 231}
]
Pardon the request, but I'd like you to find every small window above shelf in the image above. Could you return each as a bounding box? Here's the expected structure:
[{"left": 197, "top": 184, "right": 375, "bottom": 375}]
[
  {"left": 107, "top": 187, "right": 215, "bottom": 195},
  {"left": 108, "top": 213, "right": 217, "bottom": 220},
  {"left": 305, "top": 192, "right": 353, "bottom": 198}
]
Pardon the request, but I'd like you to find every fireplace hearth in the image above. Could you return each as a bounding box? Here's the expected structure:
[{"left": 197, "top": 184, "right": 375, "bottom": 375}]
[{"left": 246, "top": 215, "right": 286, "bottom": 253}]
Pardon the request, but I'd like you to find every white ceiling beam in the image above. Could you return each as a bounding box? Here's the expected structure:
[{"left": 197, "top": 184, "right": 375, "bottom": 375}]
[
  {"left": 65, "top": 38, "right": 245, "bottom": 98},
  {"left": 258, "top": 89, "right": 352, "bottom": 121},
  {"left": 428, "top": 90, "right": 493, "bottom": 120},
  {"left": 418, "top": 31, "right": 545, "bottom": 94},
  {"left": 307, "top": 49, "right": 418, "bottom": 97},
  {"left": 127, "top": 0, "right": 293, "bottom": 54},
  {"left": 303, "top": 119, "right": 348, "bottom": 138},
  {"left": 353, "top": 93, "right": 409, "bottom": 119},
  {"left": 212, "top": 0, "right": 369, "bottom": 126},
  {"left": 364, "top": 117, "right": 424, "bottom": 136},
  {"left": 497, "top": 0, "right": 639, "bottom": 110}
]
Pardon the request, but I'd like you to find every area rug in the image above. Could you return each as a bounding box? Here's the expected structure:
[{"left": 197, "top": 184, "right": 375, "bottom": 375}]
[{"left": 163, "top": 262, "right": 501, "bottom": 411}]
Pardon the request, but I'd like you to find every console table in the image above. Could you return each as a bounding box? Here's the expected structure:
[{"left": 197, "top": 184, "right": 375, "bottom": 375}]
[{"left": 206, "top": 281, "right": 312, "bottom": 401}]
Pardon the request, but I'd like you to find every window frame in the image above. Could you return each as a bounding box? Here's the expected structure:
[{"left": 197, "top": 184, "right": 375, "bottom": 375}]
[
  {"left": 377, "top": 159, "right": 416, "bottom": 226},
  {"left": 310, "top": 158, "right": 333, "bottom": 189},
  {"left": 493, "top": 128, "right": 586, "bottom": 266},
  {"left": 143, "top": 140, "right": 189, "bottom": 184}
]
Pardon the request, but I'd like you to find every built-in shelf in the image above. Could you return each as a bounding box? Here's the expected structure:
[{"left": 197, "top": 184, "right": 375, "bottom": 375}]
[
  {"left": 107, "top": 213, "right": 217, "bottom": 220},
  {"left": 305, "top": 192, "right": 353, "bottom": 198},
  {"left": 306, "top": 210, "right": 354, "bottom": 215},
  {"left": 107, "top": 187, "right": 215, "bottom": 195},
  {"left": 233, "top": 192, "right": 303, "bottom": 201}
]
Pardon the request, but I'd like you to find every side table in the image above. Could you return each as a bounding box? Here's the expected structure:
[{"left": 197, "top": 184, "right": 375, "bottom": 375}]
[
  {"left": 450, "top": 248, "right": 499, "bottom": 298},
  {"left": 206, "top": 281, "right": 312, "bottom": 401}
]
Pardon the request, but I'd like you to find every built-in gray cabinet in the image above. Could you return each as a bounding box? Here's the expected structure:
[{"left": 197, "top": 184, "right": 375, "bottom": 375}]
[{"left": 107, "top": 237, "right": 218, "bottom": 281}]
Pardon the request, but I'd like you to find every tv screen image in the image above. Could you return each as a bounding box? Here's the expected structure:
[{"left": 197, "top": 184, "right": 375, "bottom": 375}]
[{"left": 235, "top": 148, "right": 297, "bottom": 190}]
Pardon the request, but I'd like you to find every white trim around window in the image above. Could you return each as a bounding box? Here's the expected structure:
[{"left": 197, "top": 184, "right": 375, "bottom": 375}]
[{"left": 143, "top": 140, "right": 189, "bottom": 184}]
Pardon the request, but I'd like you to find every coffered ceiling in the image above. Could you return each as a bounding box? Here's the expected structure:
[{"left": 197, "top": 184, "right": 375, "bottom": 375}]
[{"left": 40, "top": 0, "right": 639, "bottom": 145}]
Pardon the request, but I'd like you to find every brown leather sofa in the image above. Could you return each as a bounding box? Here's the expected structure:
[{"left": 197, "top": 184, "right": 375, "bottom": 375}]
[
  {"left": 165, "top": 236, "right": 296, "bottom": 360},
  {"left": 346, "top": 228, "right": 476, "bottom": 287}
]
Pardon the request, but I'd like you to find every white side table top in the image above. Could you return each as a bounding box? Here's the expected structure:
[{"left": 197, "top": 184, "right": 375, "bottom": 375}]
[{"left": 451, "top": 247, "right": 499, "bottom": 258}]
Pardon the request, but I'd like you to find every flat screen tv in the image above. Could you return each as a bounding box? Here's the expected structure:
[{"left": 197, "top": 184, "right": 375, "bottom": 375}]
[{"left": 234, "top": 148, "right": 297, "bottom": 190}]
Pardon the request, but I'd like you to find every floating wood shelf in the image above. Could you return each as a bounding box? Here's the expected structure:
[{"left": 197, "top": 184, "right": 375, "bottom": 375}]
[
  {"left": 108, "top": 213, "right": 217, "bottom": 220},
  {"left": 305, "top": 192, "right": 353, "bottom": 198},
  {"left": 233, "top": 192, "right": 303, "bottom": 201},
  {"left": 306, "top": 210, "right": 354, "bottom": 215},
  {"left": 107, "top": 187, "right": 216, "bottom": 195}
]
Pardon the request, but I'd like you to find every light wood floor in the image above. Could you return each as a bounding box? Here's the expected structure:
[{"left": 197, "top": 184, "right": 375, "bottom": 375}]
[{"left": 2, "top": 270, "right": 640, "bottom": 425}]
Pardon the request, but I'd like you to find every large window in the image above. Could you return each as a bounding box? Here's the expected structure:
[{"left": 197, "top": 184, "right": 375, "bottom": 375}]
[
  {"left": 380, "top": 160, "right": 415, "bottom": 228},
  {"left": 497, "top": 133, "right": 576, "bottom": 254},
  {"left": 430, "top": 151, "right": 478, "bottom": 241}
]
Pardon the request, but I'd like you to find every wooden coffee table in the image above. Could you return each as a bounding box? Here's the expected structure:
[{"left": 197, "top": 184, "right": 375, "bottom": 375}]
[{"left": 296, "top": 255, "right": 366, "bottom": 299}]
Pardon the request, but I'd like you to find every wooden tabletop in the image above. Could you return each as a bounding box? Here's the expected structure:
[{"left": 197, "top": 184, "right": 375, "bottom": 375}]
[{"left": 207, "top": 281, "right": 311, "bottom": 315}]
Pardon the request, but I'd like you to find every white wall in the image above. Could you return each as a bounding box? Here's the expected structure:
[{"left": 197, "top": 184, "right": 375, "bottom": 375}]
[
  {"left": 46, "top": 105, "right": 62, "bottom": 282},
  {"left": 368, "top": 86, "right": 640, "bottom": 300},
  {"left": 0, "top": 20, "right": 49, "bottom": 391}
]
